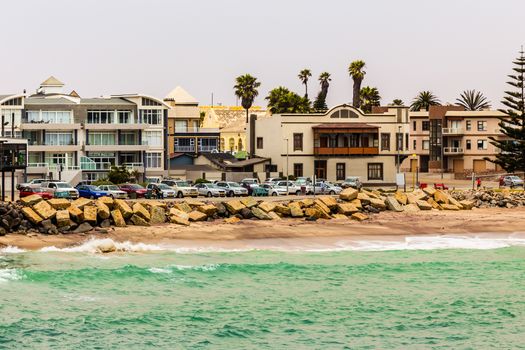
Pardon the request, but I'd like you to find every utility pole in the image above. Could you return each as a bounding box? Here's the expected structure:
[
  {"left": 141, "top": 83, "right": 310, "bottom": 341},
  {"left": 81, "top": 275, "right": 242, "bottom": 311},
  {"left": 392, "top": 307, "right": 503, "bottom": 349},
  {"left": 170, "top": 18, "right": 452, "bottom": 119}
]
[
  {"left": 397, "top": 125, "right": 401, "bottom": 173},
  {"left": 284, "top": 138, "right": 289, "bottom": 195}
]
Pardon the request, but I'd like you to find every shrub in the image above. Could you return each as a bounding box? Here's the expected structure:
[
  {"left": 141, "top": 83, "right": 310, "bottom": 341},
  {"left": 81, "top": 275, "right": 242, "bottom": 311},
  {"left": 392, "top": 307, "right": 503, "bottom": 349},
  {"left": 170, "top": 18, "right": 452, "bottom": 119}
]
[
  {"left": 194, "top": 178, "right": 211, "bottom": 184},
  {"left": 92, "top": 178, "right": 114, "bottom": 186}
]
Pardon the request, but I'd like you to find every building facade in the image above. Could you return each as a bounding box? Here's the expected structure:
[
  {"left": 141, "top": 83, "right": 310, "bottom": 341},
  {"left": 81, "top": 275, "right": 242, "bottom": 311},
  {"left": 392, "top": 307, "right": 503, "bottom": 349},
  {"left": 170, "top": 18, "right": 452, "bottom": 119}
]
[{"left": 248, "top": 104, "right": 411, "bottom": 184}]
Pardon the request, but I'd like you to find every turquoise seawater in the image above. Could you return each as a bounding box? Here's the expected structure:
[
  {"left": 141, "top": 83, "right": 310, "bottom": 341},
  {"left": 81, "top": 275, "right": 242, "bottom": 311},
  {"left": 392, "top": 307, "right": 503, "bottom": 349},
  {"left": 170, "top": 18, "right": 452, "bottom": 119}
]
[{"left": 1, "top": 245, "right": 525, "bottom": 349}]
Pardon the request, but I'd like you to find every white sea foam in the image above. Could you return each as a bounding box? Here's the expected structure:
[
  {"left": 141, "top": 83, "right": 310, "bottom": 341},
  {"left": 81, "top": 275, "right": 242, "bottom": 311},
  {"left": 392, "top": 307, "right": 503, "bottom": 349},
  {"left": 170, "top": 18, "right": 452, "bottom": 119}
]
[
  {"left": 0, "top": 269, "right": 22, "bottom": 283},
  {"left": 0, "top": 246, "right": 26, "bottom": 254},
  {"left": 149, "top": 264, "right": 220, "bottom": 274},
  {"left": 40, "top": 238, "right": 165, "bottom": 254}
]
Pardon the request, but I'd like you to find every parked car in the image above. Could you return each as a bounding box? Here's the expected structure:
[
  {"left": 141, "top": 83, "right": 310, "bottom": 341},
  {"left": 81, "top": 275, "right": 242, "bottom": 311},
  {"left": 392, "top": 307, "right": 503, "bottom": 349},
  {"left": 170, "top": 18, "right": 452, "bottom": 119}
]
[
  {"left": 171, "top": 181, "right": 199, "bottom": 198},
  {"left": 264, "top": 177, "right": 283, "bottom": 184},
  {"left": 502, "top": 175, "right": 524, "bottom": 188},
  {"left": 260, "top": 183, "right": 288, "bottom": 196},
  {"left": 195, "top": 183, "right": 227, "bottom": 197},
  {"left": 145, "top": 183, "right": 176, "bottom": 199},
  {"left": 41, "top": 181, "right": 79, "bottom": 199},
  {"left": 76, "top": 185, "right": 109, "bottom": 199},
  {"left": 241, "top": 178, "right": 260, "bottom": 186},
  {"left": 119, "top": 184, "right": 147, "bottom": 198},
  {"left": 342, "top": 176, "right": 362, "bottom": 189},
  {"left": 161, "top": 179, "right": 182, "bottom": 187},
  {"left": 97, "top": 185, "right": 128, "bottom": 199},
  {"left": 275, "top": 181, "right": 303, "bottom": 195},
  {"left": 19, "top": 186, "right": 53, "bottom": 200},
  {"left": 216, "top": 181, "right": 249, "bottom": 197},
  {"left": 313, "top": 181, "right": 342, "bottom": 195},
  {"left": 16, "top": 178, "right": 48, "bottom": 190}
]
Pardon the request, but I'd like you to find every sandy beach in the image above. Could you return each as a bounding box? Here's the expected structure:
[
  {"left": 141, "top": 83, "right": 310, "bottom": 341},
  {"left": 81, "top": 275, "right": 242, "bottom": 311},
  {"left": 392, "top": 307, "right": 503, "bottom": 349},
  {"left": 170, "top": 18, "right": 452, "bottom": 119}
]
[{"left": 1, "top": 207, "right": 525, "bottom": 251}]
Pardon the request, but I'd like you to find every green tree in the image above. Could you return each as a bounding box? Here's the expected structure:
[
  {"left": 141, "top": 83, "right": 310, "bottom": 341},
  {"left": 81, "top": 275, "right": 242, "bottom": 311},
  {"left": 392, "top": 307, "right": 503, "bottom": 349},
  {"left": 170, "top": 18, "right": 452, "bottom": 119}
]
[
  {"left": 107, "top": 165, "right": 130, "bottom": 184},
  {"left": 313, "top": 72, "right": 331, "bottom": 112},
  {"left": 348, "top": 60, "right": 366, "bottom": 108},
  {"left": 487, "top": 50, "right": 525, "bottom": 172},
  {"left": 360, "top": 86, "right": 381, "bottom": 113},
  {"left": 266, "top": 87, "right": 311, "bottom": 114},
  {"left": 456, "top": 90, "right": 491, "bottom": 111},
  {"left": 391, "top": 99, "right": 405, "bottom": 106},
  {"left": 298, "top": 69, "right": 312, "bottom": 99},
  {"left": 410, "top": 91, "right": 441, "bottom": 111},
  {"left": 234, "top": 74, "right": 261, "bottom": 123}
]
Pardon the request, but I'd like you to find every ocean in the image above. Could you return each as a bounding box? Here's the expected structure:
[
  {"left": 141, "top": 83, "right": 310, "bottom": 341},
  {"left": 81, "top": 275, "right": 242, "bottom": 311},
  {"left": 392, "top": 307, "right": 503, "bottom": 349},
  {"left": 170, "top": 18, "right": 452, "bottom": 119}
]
[{"left": 1, "top": 236, "right": 525, "bottom": 349}]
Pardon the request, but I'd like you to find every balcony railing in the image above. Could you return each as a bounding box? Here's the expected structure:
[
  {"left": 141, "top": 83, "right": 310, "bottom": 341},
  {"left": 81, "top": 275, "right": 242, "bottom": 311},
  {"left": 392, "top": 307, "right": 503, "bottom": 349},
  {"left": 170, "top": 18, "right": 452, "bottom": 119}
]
[
  {"left": 442, "top": 128, "right": 463, "bottom": 135},
  {"left": 314, "top": 147, "right": 379, "bottom": 156},
  {"left": 123, "top": 163, "right": 144, "bottom": 171},
  {"left": 27, "top": 162, "right": 48, "bottom": 168},
  {"left": 174, "top": 127, "right": 220, "bottom": 133},
  {"left": 174, "top": 146, "right": 195, "bottom": 152},
  {"left": 80, "top": 162, "right": 112, "bottom": 170},
  {"left": 444, "top": 147, "right": 464, "bottom": 154},
  {"left": 199, "top": 146, "right": 218, "bottom": 152}
]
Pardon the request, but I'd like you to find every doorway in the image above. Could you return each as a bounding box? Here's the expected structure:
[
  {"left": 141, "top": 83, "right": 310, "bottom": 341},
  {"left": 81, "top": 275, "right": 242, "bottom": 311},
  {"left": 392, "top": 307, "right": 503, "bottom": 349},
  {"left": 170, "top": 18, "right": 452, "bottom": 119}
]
[{"left": 314, "top": 160, "right": 327, "bottom": 180}]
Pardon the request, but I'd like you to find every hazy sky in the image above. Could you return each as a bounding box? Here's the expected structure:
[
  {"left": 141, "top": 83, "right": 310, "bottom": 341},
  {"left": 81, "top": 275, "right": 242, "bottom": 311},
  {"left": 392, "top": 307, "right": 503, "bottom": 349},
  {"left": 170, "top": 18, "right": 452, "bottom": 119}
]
[{"left": 1, "top": 0, "right": 523, "bottom": 108}]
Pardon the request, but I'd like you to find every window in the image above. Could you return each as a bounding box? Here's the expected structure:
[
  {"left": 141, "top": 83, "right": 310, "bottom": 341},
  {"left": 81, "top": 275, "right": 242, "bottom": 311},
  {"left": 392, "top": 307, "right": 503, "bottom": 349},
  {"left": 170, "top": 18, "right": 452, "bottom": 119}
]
[
  {"left": 381, "top": 133, "right": 390, "bottom": 151},
  {"left": 175, "top": 120, "right": 188, "bottom": 132},
  {"left": 228, "top": 138, "right": 235, "bottom": 150},
  {"left": 256, "top": 137, "right": 263, "bottom": 149},
  {"left": 45, "top": 131, "right": 74, "bottom": 146},
  {"left": 293, "top": 133, "right": 303, "bottom": 151},
  {"left": 413, "top": 139, "right": 417, "bottom": 150},
  {"left": 396, "top": 133, "right": 403, "bottom": 151},
  {"left": 477, "top": 121, "right": 487, "bottom": 131},
  {"left": 118, "top": 111, "right": 133, "bottom": 124},
  {"left": 477, "top": 139, "right": 487, "bottom": 150},
  {"left": 27, "top": 111, "right": 71, "bottom": 123},
  {"left": 119, "top": 132, "right": 137, "bottom": 145},
  {"left": 293, "top": 163, "right": 303, "bottom": 177},
  {"left": 87, "top": 111, "right": 114, "bottom": 124},
  {"left": 368, "top": 163, "right": 383, "bottom": 180},
  {"left": 143, "top": 131, "right": 162, "bottom": 147},
  {"left": 466, "top": 140, "right": 471, "bottom": 150},
  {"left": 336, "top": 163, "right": 346, "bottom": 181},
  {"left": 1, "top": 109, "right": 22, "bottom": 126},
  {"left": 422, "top": 121, "right": 430, "bottom": 131},
  {"left": 140, "top": 109, "right": 162, "bottom": 125},
  {"left": 412, "top": 121, "right": 417, "bottom": 131},
  {"left": 141, "top": 98, "right": 161, "bottom": 106},
  {"left": 89, "top": 132, "right": 116, "bottom": 145},
  {"left": 405, "top": 134, "right": 409, "bottom": 150},
  {"left": 422, "top": 140, "right": 430, "bottom": 150},
  {"left": 264, "top": 164, "right": 277, "bottom": 172},
  {"left": 466, "top": 120, "right": 472, "bottom": 131},
  {"left": 1, "top": 97, "right": 22, "bottom": 106},
  {"left": 145, "top": 152, "right": 162, "bottom": 168}
]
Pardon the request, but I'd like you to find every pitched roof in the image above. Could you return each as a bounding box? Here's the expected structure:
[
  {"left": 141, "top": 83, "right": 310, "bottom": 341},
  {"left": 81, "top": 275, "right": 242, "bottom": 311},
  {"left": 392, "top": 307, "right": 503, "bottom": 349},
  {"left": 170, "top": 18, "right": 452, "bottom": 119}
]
[
  {"left": 41, "top": 76, "right": 64, "bottom": 86},
  {"left": 164, "top": 86, "right": 198, "bottom": 104}
]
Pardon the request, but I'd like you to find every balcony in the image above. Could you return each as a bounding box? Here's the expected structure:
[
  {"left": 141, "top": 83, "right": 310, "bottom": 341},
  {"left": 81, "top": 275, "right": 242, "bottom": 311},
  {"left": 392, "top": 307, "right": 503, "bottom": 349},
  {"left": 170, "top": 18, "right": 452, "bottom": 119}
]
[
  {"left": 21, "top": 119, "right": 81, "bottom": 130},
  {"left": 83, "top": 143, "right": 148, "bottom": 152},
  {"left": 80, "top": 162, "right": 112, "bottom": 171},
  {"left": 314, "top": 147, "right": 379, "bottom": 156},
  {"left": 84, "top": 122, "right": 147, "bottom": 130},
  {"left": 123, "top": 162, "right": 145, "bottom": 173},
  {"left": 174, "top": 146, "right": 195, "bottom": 152},
  {"left": 173, "top": 127, "right": 220, "bottom": 134},
  {"left": 442, "top": 128, "right": 463, "bottom": 135},
  {"left": 27, "top": 142, "right": 81, "bottom": 152},
  {"left": 444, "top": 147, "right": 464, "bottom": 155}
]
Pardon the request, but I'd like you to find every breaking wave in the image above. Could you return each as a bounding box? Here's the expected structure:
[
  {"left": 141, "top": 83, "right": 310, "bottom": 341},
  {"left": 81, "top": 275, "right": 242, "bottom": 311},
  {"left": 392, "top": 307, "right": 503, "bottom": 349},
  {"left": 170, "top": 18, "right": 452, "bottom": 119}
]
[
  {"left": 0, "top": 246, "right": 26, "bottom": 254},
  {"left": 0, "top": 268, "right": 22, "bottom": 283}
]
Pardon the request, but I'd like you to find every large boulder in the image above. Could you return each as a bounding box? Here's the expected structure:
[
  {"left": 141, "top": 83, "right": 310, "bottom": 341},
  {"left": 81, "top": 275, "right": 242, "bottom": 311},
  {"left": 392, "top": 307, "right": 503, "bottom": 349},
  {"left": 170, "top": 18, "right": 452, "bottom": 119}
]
[
  {"left": 83, "top": 206, "right": 98, "bottom": 224},
  {"left": 274, "top": 204, "right": 291, "bottom": 216},
  {"left": 132, "top": 202, "right": 151, "bottom": 221},
  {"left": 251, "top": 207, "right": 272, "bottom": 220},
  {"left": 240, "top": 207, "right": 254, "bottom": 219},
  {"left": 98, "top": 196, "right": 114, "bottom": 209},
  {"left": 427, "top": 197, "right": 441, "bottom": 210},
  {"left": 55, "top": 210, "right": 71, "bottom": 227},
  {"left": 403, "top": 203, "right": 420, "bottom": 213},
  {"left": 340, "top": 188, "right": 359, "bottom": 201},
  {"left": 71, "top": 197, "right": 93, "bottom": 210},
  {"left": 394, "top": 191, "right": 408, "bottom": 205},
  {"left": 174, "top": 202, "right": 192, "bottom": 213},
  {"left": 305, "top": 207, "right": 323, "bottom": 219},
  {"left": 169, "top": 208, "right": 189, "bottom": 220},
  {"left": 67, "top": 205, "right": 84, "bottom": 223},
  {"left": 111, "top": 209, "right": 126, "bottom": 227},
  {"left": 130, "top": 214, "right": 150, "bottom": 226},
  {"left": 188, "top": 211, "right": 207, "bottom": 222},
  {"left": 351, "top": 199, "right": 362, "bottom": 209},
  {"left": 434, "top": 190, "right": 449, "bottom": 204},
  {"left": 441, "top": 204, "right": 460, "bottom": 211},
  {"left": 114, "top": 199, "right": 133, "bottom": 219},
  {"left": 224, "top": 200, "right": 245, "bottom": 214},
  {"left": 357, "top": 192, "right": 371, "bottom": 205},
  {"left": 351, "top": 212, "right": 368, "bottom": 221},
  {"left": 150, "top": 206, "right": 166, "bottom": 224},
  {"left": 240, "top": 197, "right": 258, "bottom": 208},
  {"left": 310, "top": 204, "right": 331, "bottom": 219},
  {"left": 299, "top": 198, "right": 315, "bottom": 208},
  {"left": 198, "top": 204, "right": 217, "bottom": 216},
  {"left": 73, "top": 222, "right": 93, "bottom": 234},
  {"left": 332, "top": 213, "right": 349, "bottom": 220},
  {"left": 268, "top": 212, "right": 281, "bottom": 220},
  {"left": 314, "top": 199, "right": 331, "bottom": 215},
  {"left": 416, "top": 200, "right": 432, "bottom": 211},
  {"left": 258, "top": 202, "right": 276, "bottom": 213},
  {"left": 369, "top": 198, "right": 386, "bottom": 211},
  {"left": 21, "top": 207, "right": 43, "bottom": 224},
  {"left": 48, "top": 198, "right": 71, "bottom": 210},
  {"left": 337, "top": 203, "right": 359, "bottom": 215},
  {"left": 405, "top": 193, "right": 418, "bottom": 205},
  {"left": 186, "top": 199, "right": 205, "bottom": 207},
  {"left": 385, "top": 196, "right": 403, "bottom": 212},
  {"left": 447, "top": 196, "right": 464, "bottom": 209},
  {"left": 20, "top": 194, "right": 43, "bottom": 206},
  {"left": 170, "top": 215, "right": 190, "bottom": 226},
  {"left": 459, "top": 200, "right": 475, "bottom": 210},
  {"left": 33, "top": 200, "right": 57, "bottom": 220},
  {"left": 288, "top": 202, "right": 304, "bottom": 217},
  {"left": 318, "top": 196, "right": 338, "bottom": 209},
  {"left": 224, "top": 216, "right": 241, "bottom": 224},
  {"left": 423, "top": 187, "right": 437, "bottom": 197},
  {"left": 96, "top": 200, "right": 111, "bottom": 220}
]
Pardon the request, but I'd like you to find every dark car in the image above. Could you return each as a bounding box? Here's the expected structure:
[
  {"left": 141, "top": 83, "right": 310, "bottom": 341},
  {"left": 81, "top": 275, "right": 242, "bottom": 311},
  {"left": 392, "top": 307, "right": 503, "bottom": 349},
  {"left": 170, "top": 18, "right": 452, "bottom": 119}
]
[
  {"left": 119, "top": 183, "right": 148, "bottom": 198},
  {"left": 19, "top": 186, "right": 53, "bottom": 200},
  {"left": 76, "top": 185, "right": 109, "bottom": 199}
]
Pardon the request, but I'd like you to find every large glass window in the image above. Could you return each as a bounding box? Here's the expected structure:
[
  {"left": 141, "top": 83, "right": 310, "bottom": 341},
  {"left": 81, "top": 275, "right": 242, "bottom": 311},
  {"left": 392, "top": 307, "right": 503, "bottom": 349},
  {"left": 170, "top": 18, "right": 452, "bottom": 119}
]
[
  {"left": 143, "top": 131, "right": 162, "bottom": 146},
  {"left": 26, "top": 111, "right": 71, "bottom": 123},
  {"left": 145, "top": 152, "right": 162, "bottom": 168},
  {"left": 89, "top": 132, "right": 116, "bottom": 145},
  {"left": 119, "top": 132, "right": 137, "bottom": 145},
  {"left": 293, "top": 163, "right": 303, "bottom": 177},
  {"left": 140, "top": 109, "right": 162, "bottom": 125},
  {"left": 381, "top": 133, "right": 390, "bottom": 151},
  {"left": 175, "top": 120, "right": 188, "bottom": 132},
  {"left": 45, "top": 131, "right": 74, "bottom": 146},
  {"left": 336, "top": 163, "right": 346, "bottom": 181},
  {"left": 45, "top": 152, "right": 74, "bottom": 168},
  {"left": 87, "top": 111, "right": 114, "bottom": 124},
  {"left": 367, "top": 163, "right": 383, "bottom": 180},
  {"left": 1, "top": 109, "right": 22, "bottom": 126},
  {"left": 293, "top": 133, "right": 303, "bottom": 151},
  {"left": 118, "top": 111, "right": 133, "bottom": 124},
  {"left": 477, "top": 121, "right": 487, "bottom": 131}
]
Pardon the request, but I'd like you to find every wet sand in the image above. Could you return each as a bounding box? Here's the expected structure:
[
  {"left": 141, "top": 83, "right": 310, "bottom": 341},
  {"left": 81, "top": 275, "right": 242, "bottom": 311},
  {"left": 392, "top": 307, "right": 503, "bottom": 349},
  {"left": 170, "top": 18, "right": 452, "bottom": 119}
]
[{"left": 1, "top": 207, "right": 525, "bottom": 251}]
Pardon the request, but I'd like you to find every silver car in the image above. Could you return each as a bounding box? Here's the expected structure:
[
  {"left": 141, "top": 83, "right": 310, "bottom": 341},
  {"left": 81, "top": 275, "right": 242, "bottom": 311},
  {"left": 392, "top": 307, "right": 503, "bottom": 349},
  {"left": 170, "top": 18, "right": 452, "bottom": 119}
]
[
  {"left": 342, "top": 176, "right": 362, "bottom": 190},
  {"left": 503, "top": 175, "right": 524, "bottom": 188},
  {"left": 98, "top": 184, "right": 128, "bottom": 199},
  {"left": 216, "top": 181, "right": 249, "bottom": 197},
  {"left": 313, "top": 181, "right": 343, "bottom": 195},
  {"left": 260, "top": 183, "right": 288, "bottom": 196},
  {"left": 195, "top": 183, "right": 227, "bottom": 197}
]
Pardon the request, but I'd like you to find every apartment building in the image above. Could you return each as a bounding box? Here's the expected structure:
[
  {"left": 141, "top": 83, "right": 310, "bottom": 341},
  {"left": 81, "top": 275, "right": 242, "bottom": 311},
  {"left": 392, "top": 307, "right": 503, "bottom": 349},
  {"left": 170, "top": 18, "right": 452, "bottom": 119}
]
[
  {"left": 248, "top": 104, "right": 411, "bottom": 184},
  {"left": 407, "top": 106, "right": 507, "bottom": 174},
  {"left": 3, "top": 77, "right": 169, "bottom": 185}
]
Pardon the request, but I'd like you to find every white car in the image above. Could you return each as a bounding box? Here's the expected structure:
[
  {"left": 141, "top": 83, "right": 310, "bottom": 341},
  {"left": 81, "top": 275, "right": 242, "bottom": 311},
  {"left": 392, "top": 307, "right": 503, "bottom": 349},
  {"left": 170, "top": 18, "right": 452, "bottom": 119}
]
[
  {"left": 172, "top": 181, "right": 199, "bottom": 198},
  {"left": 313, "top": 182, "right": 342, "bottom": 195},
  {"left": 41, "top": 181, "right": 79, "bottom": 199},
  {"left": 98, "top": 185, "right": 128, "bottom": 199},
  {"left": 275, "top": 181, "right": 303, "bottom": 195},
  {"left": 260, "top": 183, "right": 288, "bottom": 196},
  {"left": 216, "top": 181, "right": 249, "bottom": 197},
  {"left": 195, "top": 183, "right": 227, "bottom": 197},
  {"left": 147, "top": 183, "right": 176, "bottom": 199},
  {"left": 16, "top": 178, "right": 47, "bottom": 190}
]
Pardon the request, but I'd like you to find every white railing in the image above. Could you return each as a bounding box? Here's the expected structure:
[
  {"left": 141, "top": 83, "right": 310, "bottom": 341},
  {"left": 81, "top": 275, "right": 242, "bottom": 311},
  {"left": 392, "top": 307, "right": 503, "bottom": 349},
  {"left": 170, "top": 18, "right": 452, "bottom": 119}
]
[
  {"left": 199, "top": 146, "right": 218, "bottom": 152},
  {"left": 174, "top": 127, "right": 220, "bottom": 133},
  {"left": 80, "top": 162, "right": 112, "bottom": 170},
  {"left": 174, "top": 146, "right": 195, "bottom": 152},
  {"left": 123, "top": 163, "right": 144, "bottom": 170},
  {"left": 442, "top": 128, "right": 463, "bottom": 135},
  {"left": 27, "top": 162, "right": 48, "bottom": 168},
  {"left": 48, "top": 165, "right": 81, "bottom": 171},
  {"left": 444, "top": 147, "right": 464, "bottom": 154}
]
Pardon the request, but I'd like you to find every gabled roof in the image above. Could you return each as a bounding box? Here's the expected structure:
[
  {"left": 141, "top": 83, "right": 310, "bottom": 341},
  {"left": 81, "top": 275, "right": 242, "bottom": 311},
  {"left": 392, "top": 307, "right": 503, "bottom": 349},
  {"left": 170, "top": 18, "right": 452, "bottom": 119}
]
[
  {"left": 41, "top": 76, "right": 64, "bottom": 86},
  {"left": 164, "top": 86, "right": 198, "bottom": 104}
]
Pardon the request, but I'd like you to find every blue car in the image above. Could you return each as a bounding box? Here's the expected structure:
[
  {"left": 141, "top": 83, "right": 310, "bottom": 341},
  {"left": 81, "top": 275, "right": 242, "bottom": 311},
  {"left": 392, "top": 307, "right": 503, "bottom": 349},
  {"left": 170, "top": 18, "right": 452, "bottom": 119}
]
[{"left": 76, "top": 185, "right": 109, "bottom": 199}]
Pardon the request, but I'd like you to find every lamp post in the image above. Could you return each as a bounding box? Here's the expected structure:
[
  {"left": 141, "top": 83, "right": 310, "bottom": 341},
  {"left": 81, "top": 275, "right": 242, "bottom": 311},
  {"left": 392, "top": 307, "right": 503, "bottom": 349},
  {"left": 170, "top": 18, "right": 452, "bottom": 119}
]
[
  {"left": 284, "top": 138, "right": 289, "bottom": 195},
  {"left": 397, "top": 125, "right": 402, "bottom": 173}
]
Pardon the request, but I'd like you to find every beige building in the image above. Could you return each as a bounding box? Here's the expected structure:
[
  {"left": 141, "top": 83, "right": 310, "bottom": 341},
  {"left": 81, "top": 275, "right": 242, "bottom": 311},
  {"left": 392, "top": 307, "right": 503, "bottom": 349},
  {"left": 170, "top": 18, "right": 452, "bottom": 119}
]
[
  {"left": 405, "top": 105, "right": 507, "bottom": 174},
  {"left": 248, "top": 104, "right": 411, "bottom": 184}
]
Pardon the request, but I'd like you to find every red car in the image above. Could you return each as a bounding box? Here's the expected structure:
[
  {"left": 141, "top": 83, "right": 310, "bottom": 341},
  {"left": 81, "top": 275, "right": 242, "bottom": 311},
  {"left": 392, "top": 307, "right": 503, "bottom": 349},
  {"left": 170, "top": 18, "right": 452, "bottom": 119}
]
[
  {"left": 119, "top": 184, "right": 147, "bottom": 198},
  {"left": 19, "top": 186, "right": 53, "bottom": 200}
]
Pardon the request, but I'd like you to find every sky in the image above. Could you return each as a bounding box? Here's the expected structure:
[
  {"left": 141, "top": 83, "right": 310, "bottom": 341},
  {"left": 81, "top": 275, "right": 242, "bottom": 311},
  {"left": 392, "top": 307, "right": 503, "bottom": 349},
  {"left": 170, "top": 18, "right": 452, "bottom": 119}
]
[{"left": 0, "top": 0, "right": 523, "bottom": 108}]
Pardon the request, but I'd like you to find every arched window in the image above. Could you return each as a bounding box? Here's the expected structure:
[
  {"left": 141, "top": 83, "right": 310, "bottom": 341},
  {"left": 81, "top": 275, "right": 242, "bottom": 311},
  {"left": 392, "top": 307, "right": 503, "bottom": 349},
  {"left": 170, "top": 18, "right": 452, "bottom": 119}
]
[
  {"left": 238, "top": 138, "right": 243, "bottom": 151},
  {"left": 229, "top": 138, "right": 235, "bottom": 151},
  {"left": 220, "top": 138, "right": 225, "bottom": 151}
]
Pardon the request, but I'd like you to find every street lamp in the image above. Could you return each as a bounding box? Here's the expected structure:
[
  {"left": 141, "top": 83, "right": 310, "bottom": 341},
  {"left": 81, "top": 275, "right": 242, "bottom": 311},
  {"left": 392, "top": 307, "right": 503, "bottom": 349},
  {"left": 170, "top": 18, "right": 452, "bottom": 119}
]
[
  {"left": 397, "top": 125, "right": 402, "bottom": 173},
  {"left": 284, "top": 138, "right": 289, "bottom": 194}
]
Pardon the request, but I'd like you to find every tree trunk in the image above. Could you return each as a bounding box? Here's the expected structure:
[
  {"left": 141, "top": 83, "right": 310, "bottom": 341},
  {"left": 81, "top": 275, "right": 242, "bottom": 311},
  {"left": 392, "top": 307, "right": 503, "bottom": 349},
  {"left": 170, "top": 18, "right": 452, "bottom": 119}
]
[
  {"left": 305, "top": 83, "right": 308, "bottom": 99},
  {"left": 353, "top": 79, "right": 362, "bottom": 108},
  {"left": 245, "top": 108, "right": 249, "bottom": 124}
]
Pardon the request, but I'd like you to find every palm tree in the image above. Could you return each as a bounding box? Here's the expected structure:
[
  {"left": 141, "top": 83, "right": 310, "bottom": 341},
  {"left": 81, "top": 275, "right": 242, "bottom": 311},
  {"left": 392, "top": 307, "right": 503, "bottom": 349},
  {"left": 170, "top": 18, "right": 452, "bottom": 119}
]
[
  {"left": 266, "top": 87, "right": 310, "bottom": 114},
  {"left": 360, "top": 86, "right": 381, "bottom": 113},
  {"left": 456, "top": 90, "right": 491, "bottom": 111},
  {"left": 313, "top": 72, "right": 331, "bottom": 112},
  {"left": 234, "top": 74, "right": 261, "bottom": 123},
  {"left": 298, "top": 69, "right": 312, "bottom": 99},
  {"left": 391, "top": 99, "right": 405, "bottom": 106},
  {"left": 410, "top": 91, "right": 441, "bottom": 111},
  {"left": 348, "top": 60, "right": 366, "bottom": 108}
]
